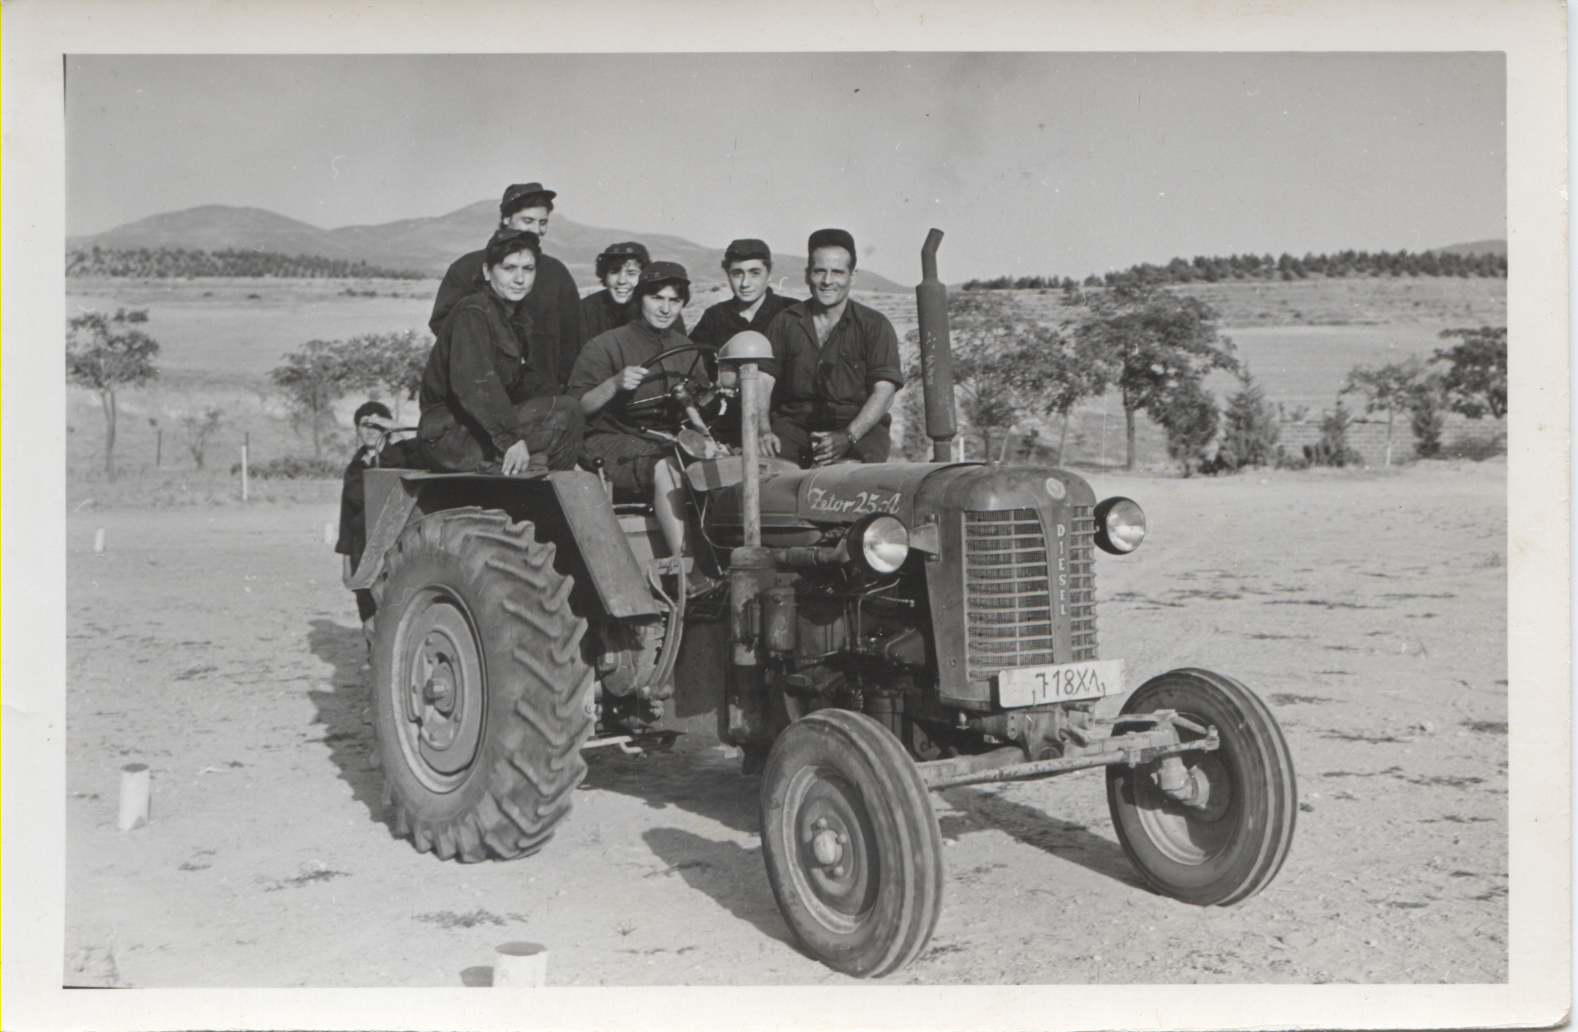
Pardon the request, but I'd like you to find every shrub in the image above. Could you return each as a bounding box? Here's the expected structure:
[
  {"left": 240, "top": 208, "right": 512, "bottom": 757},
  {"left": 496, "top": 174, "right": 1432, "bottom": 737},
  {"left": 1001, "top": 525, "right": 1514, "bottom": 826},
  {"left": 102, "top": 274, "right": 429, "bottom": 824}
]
[
  {"left": 1213, "top": 367, "right": 1281, "bottom": 471},
  {"left": 1152, "top": 378, "right": 1219, "bottom": 477},
  {"left": 236, "top": 454, "right": 344, "bottom": 480},
  {"left": 1303, "top": 402, "right": 1365, "bottom": 467}
]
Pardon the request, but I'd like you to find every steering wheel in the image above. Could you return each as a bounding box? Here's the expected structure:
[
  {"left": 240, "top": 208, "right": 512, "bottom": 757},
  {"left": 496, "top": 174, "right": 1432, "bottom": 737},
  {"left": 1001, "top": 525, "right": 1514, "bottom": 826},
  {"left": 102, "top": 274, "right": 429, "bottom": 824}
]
[{"left": 625, "top": 343, "right": 720, "bottom": 414}]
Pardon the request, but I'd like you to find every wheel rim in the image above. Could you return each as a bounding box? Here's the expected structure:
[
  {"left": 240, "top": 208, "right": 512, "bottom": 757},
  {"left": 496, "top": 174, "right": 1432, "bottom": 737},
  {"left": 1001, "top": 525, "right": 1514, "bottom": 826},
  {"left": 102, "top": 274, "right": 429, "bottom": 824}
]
[
  {"left": 391, "top": 588, "right": 485, "bottom": 792},
  {"left": 1132, "top": 734, "right": 1237, "bottom": 865},
  {"left": 780, "top": 763, "right": 878, "bottom": 934}
]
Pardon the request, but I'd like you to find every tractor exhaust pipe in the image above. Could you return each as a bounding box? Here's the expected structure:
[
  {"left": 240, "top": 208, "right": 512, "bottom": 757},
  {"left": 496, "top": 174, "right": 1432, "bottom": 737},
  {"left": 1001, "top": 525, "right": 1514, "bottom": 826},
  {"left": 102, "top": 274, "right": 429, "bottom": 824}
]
[{"left": 916, "top": 229, "right": 957, "bottom": 462}]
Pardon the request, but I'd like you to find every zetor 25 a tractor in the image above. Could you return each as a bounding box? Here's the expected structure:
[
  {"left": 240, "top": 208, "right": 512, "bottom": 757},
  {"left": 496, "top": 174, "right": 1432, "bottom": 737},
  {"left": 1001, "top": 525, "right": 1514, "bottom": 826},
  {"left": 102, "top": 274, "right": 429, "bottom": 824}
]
[{"left": 351, "top": 230, "right": 1297, "bottom": 978}]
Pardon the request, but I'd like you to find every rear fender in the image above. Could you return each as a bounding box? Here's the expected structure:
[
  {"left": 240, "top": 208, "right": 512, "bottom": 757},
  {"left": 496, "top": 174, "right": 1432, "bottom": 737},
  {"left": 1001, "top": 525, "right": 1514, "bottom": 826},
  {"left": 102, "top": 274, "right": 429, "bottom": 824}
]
[{"left": 351, "top": 469, "right": 660, "bottom": 619}]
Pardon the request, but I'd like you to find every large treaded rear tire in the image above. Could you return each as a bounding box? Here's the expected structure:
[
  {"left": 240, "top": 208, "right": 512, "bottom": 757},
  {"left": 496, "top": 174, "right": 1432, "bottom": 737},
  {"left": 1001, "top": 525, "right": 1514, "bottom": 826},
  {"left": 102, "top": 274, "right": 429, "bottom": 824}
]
[
  {"left": 760, "top": 710, "right": 944, "bottom": 977},
  {"left": 370, "top": 508, "right": 594, "bottom": 862},
  {"left": 1106, "top": 668, "right": 1297, "bottom": 905}
]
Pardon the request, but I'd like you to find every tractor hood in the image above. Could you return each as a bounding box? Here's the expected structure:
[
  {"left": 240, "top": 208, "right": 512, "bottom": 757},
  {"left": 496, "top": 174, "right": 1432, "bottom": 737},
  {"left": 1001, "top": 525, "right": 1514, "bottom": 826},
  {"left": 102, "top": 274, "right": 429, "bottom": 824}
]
[{"left": 712, "top": 461, "right": 1098, "bottom": 529}]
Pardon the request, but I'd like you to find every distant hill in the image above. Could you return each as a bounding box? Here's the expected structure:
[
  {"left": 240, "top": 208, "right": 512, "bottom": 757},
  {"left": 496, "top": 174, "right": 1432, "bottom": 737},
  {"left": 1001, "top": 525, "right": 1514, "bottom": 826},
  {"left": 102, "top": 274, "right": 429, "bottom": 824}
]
[
  {"left": 1431, "top": 238, "right": 1507, "bottom": 257},
  {"left": 67, "top": 203, "right": 910, "bottom": 293}
]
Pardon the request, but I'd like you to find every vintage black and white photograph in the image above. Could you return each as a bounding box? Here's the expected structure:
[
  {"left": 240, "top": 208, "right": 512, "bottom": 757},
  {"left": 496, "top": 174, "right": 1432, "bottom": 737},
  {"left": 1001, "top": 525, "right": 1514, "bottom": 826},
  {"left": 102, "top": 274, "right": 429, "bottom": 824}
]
[{"left": 5, "top": 2, "right": 1567, "bottom": 1030}]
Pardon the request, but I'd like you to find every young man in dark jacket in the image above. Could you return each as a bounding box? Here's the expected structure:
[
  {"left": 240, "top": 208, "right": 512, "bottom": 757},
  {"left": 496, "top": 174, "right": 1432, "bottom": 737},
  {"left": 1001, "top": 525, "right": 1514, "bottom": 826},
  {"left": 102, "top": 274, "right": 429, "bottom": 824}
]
[
  {"left": 687, "top": 238, "right": 799, "bottom": 349},
  {"left": 428, "top": 182, "right": 586, "bottom": 390}
]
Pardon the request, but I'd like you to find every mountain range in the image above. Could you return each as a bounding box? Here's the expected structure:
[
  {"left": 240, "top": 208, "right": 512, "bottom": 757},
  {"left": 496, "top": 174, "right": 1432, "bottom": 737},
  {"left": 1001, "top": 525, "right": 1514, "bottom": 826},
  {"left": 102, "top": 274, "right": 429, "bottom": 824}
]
[{"left": 66, "top": 203, "right": 912, "bottom": 293}]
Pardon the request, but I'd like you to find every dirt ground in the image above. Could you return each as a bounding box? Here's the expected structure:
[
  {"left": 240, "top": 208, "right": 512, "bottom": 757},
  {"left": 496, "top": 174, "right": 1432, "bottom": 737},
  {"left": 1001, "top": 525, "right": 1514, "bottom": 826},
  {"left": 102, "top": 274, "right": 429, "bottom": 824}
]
[{"left": 63, "top": 459, "right": 1506, "bottom": 988}]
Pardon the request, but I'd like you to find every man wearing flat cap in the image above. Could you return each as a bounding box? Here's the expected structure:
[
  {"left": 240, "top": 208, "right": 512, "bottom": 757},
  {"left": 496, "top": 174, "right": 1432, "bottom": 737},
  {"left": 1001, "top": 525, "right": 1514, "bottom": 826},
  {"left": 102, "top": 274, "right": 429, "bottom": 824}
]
[
  {"left": 760, "top": 228, "right": 903, "bottom": 467},
  {"left": 429, "top": 182, "right": 586, "bottom": 390}
]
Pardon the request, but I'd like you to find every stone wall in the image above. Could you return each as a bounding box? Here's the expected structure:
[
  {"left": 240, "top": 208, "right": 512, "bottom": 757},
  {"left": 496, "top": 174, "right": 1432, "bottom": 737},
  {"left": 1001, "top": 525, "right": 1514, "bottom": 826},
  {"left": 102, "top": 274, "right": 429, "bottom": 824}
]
[{"left": 1277, "top": 413, "right": 1506, "bottom": 465}]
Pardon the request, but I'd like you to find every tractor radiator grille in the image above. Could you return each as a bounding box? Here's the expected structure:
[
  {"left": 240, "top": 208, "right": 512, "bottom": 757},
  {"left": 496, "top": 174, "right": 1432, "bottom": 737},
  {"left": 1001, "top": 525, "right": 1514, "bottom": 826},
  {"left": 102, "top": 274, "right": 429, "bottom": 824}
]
[
  {"left": 1068, "top": 506, "right": 1098, "bottom": 661},
  {"left": 964, "top": 506, "right": 1097, "bottom": 682}
]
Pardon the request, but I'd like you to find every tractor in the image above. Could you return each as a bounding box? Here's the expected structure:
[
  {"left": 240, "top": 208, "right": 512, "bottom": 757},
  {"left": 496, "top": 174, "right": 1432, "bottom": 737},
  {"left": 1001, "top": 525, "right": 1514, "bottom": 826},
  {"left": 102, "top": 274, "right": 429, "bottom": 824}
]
[{"left": 350, "top": 229, "right": 1297, "bottom": 978}]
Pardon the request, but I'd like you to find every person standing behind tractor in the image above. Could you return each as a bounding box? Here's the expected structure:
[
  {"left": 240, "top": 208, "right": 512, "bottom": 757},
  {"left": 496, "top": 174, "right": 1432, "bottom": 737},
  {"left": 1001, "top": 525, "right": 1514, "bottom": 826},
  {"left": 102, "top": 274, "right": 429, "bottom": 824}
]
[
  {"left": 417, "top": 229, "right": 583, "bottom": 475},
  {"left": 429, "top": 182, "right": 586, "bottom": 390},
  {"left": 760, "top": 228, "right": 903, "bottom": 467},
  {"left": 337, "top": 400, "right": 407, "bottom": 624},
  {"left": 581, "top": 241, "right": 690, "bottom": 341},
  {"left": 568, "top": 261, "right": 708, "bottom": 567}
]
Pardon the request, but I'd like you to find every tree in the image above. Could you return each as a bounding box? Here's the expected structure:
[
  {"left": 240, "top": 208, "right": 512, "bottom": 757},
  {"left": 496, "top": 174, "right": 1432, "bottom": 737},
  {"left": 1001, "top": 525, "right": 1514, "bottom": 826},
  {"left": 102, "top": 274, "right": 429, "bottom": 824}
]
[
  {"left": 1408, "top": 374, "right": 1447, "bottom": 458},
  {"left": 271, "top": 339, "right": 358, "bottom": 457},
  {"left": 908, "top": 292, "right": 1109, "bottom": 464},
  {"left": 1304, "top": 400, "right": 1364, "bottom": 467},
  {"left": 1433, "top": 326, "right": 1507, "bottom": 419},
  {"left": 1152, "top": 377, "right": 1219, "bottom": 476},
  {"left": 1341, "top": 357, "right": 1429, "bottom": 466},
  {"left": 339, "top": 330, "right": 432, "bottom": 422},
  {"left": 67, "top": 308, "right": 161, "bottom": 476},
  {"left": 181, "top": 406, "right": 224, "bottom": 469},
  {"left": 1214, "top": 366, "right": 1282, "bottom": 471},
  {"left": 1073, "top": 283, "right": 1238, "bottom": 470}
]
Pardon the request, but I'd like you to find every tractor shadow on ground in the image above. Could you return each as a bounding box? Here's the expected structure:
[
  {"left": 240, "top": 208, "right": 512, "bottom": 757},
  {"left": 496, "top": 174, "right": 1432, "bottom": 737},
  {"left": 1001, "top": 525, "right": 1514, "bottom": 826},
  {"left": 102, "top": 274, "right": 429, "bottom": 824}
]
[
  {"left": 937, "top": 786, "right": 1145, "bottom": 892},
  {"left": 304, "top": 618, "right": 390, "bottom": 823},
  {"left": 579, "top": 744, "right": 761, "bottom": 836},
  {"left": 639, "top": 826, "right": 797, "bottom": 950}
]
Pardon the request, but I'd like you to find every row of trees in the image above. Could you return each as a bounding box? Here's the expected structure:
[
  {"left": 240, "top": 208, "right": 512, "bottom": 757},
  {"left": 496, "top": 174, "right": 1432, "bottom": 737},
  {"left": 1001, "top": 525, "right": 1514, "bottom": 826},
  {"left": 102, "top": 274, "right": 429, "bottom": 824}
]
[
  {"left": 66, "top": 246, "right": 422, "bottom": 280},
  {"left": 65, "top": 308, "right": 434, "bottom": 475},
  {"left": 906, "top": 286, "right": 1508, "bottom": 474},
  {"left": 1337, "top": 326, "right": 1508, "bottom": 464},
  {"left": 962, "top": 248, "right": 1506, "bottom": 292},
  {"left": 905, "top": 284, "right": 1239, "bottom": 473}
]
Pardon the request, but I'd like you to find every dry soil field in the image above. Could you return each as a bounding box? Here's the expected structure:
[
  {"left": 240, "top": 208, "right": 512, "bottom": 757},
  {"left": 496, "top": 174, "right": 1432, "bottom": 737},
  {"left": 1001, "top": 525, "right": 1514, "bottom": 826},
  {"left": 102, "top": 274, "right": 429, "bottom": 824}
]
[{"left": 64, "top": 459, "right": 1507, "bottom": 989}]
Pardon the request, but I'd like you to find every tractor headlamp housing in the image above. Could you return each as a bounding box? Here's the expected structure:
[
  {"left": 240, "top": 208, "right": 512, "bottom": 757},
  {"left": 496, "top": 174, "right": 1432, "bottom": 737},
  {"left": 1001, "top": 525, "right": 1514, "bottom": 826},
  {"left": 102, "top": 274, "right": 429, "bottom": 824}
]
[
  {"left": 1093, "top": 496, "right": 1147, "bottom": 554},
  {"left": 847, "top": 513, "right": 910, "bottom": 574}
]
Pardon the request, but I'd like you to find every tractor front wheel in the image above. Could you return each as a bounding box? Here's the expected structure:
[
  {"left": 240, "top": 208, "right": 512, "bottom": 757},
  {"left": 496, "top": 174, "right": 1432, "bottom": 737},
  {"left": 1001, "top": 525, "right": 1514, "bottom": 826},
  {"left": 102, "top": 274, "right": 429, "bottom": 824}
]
[
  {"left": 1106, "top": 668, "right": 1297, "bottom": 905},
  {"left": 760, "top": 710, "right": 943, "bottom": 977}
]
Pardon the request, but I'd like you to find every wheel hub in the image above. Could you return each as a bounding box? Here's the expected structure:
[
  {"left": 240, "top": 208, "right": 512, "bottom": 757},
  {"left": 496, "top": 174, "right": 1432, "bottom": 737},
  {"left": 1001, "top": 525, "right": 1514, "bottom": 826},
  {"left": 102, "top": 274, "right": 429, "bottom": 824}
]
[
  {"left": 809, "top": 818, "right": 847, "bottom": 869},
  {"left": 394, "top": 593, "right": 485, "bottom": 785}
]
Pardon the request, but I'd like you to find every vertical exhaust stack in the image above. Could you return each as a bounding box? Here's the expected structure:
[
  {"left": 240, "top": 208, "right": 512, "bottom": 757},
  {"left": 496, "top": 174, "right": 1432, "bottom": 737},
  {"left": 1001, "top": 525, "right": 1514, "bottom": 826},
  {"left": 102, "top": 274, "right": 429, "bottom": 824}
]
[{"left": 916, "top": 229, "right": 957, "bottom": 462}]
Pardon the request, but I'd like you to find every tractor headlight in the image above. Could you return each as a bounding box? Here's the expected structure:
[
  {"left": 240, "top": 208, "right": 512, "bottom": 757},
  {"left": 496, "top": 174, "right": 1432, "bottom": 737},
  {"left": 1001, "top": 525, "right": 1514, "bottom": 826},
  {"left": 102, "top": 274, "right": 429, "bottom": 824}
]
[
  {"left": 1094, "top": 497, "right": 1146, "bottom": 554},
  {"left": 848, "top": 514, "right": 910, "bottom": 574}
]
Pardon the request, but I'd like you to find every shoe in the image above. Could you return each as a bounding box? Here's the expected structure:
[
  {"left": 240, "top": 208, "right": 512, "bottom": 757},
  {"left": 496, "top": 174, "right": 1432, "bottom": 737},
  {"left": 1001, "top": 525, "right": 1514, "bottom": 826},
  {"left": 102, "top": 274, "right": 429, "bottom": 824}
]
[{"left": 685, "top": 567, "right": 726, "bottom": 600}]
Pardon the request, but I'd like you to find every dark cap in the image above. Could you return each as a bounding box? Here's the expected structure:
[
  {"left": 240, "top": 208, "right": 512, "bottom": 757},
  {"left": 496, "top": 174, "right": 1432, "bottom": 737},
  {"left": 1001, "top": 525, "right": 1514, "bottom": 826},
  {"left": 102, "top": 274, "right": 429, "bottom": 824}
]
[
  {"left": 500, "top": 182, "right": 556, "bottom": 216},
  {"left": 723, "top": 238, "right": 772, "bottom": 264},
  {"left": 807, "top": 228, "right": 856, "bottom": 263},
  {"left": 638, "top": 260, "right": 690, "bottom": 288},
  {"left": 598, "top": 241, "right": 651, "bottom": 265}
]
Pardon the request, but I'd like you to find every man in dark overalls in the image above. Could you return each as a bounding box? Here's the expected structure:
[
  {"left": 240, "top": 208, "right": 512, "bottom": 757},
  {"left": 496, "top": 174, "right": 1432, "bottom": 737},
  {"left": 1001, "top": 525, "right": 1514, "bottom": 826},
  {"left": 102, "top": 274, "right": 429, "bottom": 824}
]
[{"left": 760, "top": 229, "right": 904, "bottom": 467}]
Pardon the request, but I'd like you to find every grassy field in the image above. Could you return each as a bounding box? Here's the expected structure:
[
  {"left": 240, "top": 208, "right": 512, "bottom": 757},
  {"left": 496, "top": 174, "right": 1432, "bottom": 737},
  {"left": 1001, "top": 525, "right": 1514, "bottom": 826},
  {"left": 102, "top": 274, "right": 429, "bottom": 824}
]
[{"left": 65, "top": 274, "right": 1507, "bottom": 507}]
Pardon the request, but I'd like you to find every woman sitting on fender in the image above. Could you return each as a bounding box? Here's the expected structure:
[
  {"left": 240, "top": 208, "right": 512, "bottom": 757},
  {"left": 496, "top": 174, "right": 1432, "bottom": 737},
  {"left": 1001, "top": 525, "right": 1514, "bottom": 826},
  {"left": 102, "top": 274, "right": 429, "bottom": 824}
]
[{"left": 416, "top": 229, "right": 583, "bottom": 474}]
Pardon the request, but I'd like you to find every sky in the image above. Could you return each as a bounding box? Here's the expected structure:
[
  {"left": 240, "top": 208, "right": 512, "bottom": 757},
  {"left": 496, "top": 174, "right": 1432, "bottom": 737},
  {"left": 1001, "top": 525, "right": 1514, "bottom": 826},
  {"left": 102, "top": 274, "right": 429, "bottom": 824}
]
[{"left": 65, "top": 52, "right": 1505, "bottom": 284}]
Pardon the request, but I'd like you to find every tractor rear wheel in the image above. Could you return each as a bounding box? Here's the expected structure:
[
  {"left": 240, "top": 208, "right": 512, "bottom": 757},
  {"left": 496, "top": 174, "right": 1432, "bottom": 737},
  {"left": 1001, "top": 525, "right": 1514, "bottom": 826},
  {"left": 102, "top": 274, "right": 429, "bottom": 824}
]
[
  {"left": 760, "top": 710, "right": 943, "bottom": 977},
  {"left": 370, "top": 508, "right": 594, "bottom": 862},
  {"left": 1106, "top": 668, "right": 1297, "bottom": 905}
]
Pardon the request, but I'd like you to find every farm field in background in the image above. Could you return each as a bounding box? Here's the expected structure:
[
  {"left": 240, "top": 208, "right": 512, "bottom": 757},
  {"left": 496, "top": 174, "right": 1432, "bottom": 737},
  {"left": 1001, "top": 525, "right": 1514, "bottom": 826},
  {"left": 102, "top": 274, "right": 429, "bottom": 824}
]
[{"left": 65, "top": 274, "right": 1506, "bottom": 507}]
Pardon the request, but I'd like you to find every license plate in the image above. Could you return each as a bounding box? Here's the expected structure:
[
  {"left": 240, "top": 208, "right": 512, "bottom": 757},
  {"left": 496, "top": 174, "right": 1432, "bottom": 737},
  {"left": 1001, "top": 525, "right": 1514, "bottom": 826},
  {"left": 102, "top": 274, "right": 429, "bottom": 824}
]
[{"left": 997, "top": 659, "right": 1124, "bottom": 707}]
